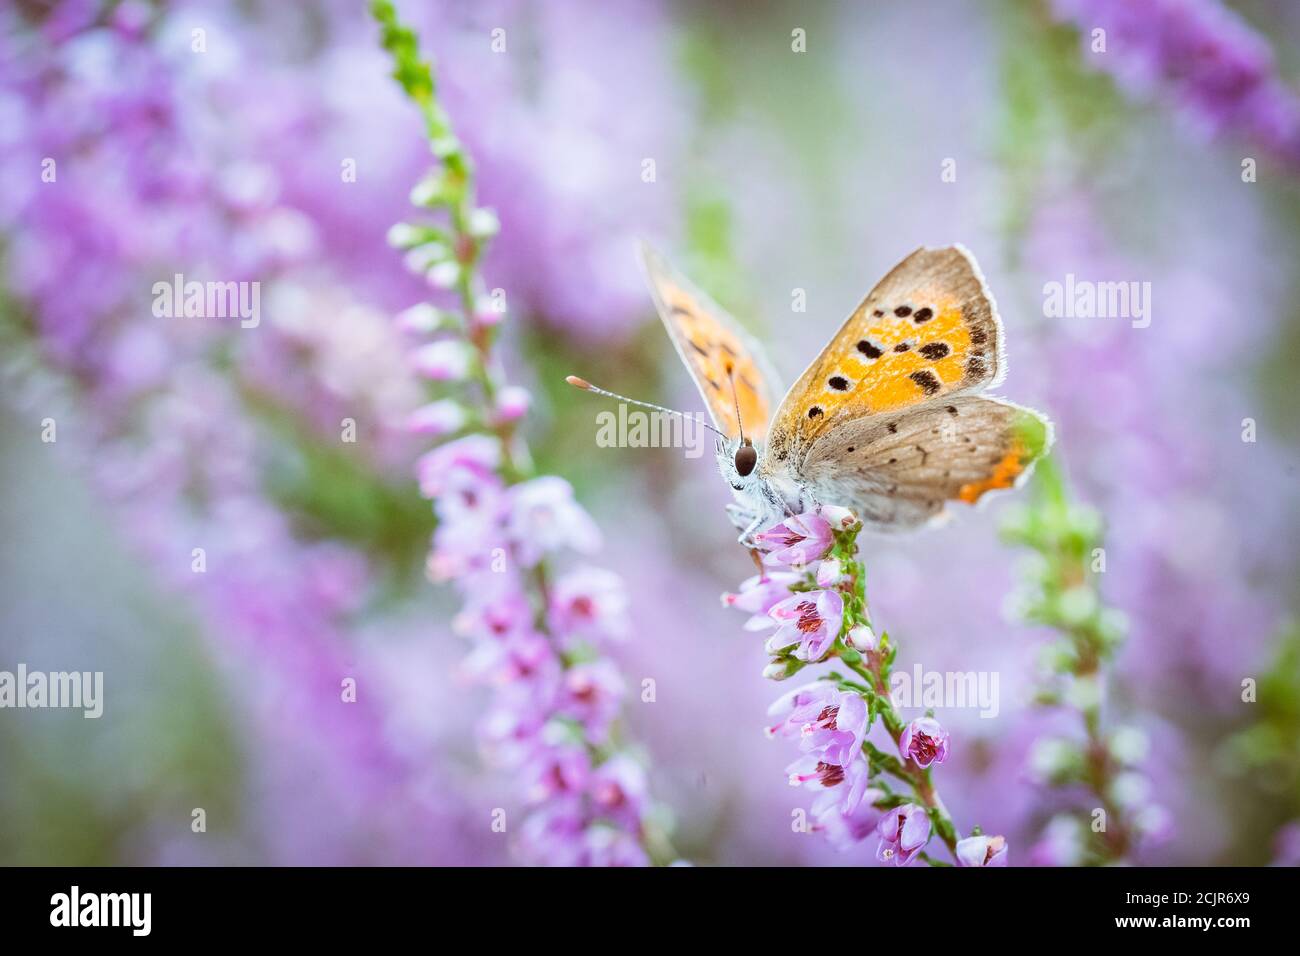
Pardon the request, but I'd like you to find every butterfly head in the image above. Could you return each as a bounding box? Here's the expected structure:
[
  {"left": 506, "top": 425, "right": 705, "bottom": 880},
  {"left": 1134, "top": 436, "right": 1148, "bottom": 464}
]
[{"left": 717, "top": 435, "right": 762, "bottom": 491}]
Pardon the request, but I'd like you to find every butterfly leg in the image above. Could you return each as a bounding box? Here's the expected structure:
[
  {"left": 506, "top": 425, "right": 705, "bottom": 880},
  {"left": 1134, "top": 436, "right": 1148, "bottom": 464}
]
[{"left": 737, "top": 513, "right": 766, "bottom": 550}]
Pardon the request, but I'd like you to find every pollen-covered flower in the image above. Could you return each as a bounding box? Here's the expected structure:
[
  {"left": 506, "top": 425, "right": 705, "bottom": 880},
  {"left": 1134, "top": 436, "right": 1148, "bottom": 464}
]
[
  {"left": 900, "top": 716, "right": 951, "bottom": 769},
  {"left": 876, "top": 803, "right": 931, "bottom": 866},
  {"left": 753, "top": 512, "right": 834, "bottom": 567},
  {"left": 767, "top": 589, "right": 844, "bottom": 661},
  {"left": 956, "top": 834, "right": 1009, "bottom": 867}
]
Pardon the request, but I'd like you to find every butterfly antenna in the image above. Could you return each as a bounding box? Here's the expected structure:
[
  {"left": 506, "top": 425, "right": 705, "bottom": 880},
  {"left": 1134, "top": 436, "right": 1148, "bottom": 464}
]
[
  {"left": 565, "top": 376, "right": 728, "bottom": 439},
  {"left": 727, "top": 367, "right": 748, "bottom": 446}
]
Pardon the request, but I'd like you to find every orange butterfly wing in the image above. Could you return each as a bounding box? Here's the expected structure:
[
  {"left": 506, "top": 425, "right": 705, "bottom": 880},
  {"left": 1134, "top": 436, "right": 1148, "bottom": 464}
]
[
  {"left": 764, "top": 245, "right": 1004, "bottom": 468},
  {"left": 640, "top": 243, "right": 776, "bottom": 442}
]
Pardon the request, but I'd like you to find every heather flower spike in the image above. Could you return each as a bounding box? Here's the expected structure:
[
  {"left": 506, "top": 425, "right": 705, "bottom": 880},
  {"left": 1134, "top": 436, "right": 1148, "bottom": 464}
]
[
  {"left": 725, "top": 509, "right": 972, "bottom": 865},
  {"left": 1004, "top": 457, "right": 1165, "bottom": 864},
  {"left": 374, "top": 0, "right": 670, "bottom": 866}
]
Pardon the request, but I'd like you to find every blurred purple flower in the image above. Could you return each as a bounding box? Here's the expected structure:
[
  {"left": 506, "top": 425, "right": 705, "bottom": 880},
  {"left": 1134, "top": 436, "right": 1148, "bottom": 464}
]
[
  {"left": 507, "top": 476, "right": 602, "bottom": 567},
  {"left": 1052, "top": 0, "right": 1300, "bottom": 168}
]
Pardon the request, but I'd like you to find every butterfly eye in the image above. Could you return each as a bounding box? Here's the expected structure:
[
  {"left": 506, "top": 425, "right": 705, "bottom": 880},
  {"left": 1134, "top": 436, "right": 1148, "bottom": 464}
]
[{"left": 734, "top": 442, "right": 757, "bottom": 477}]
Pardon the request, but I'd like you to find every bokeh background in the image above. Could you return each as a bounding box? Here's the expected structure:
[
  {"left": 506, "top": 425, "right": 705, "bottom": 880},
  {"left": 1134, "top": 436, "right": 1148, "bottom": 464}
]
[{"left": 2, "top": 0, "right": 1299, "bottom": 865}]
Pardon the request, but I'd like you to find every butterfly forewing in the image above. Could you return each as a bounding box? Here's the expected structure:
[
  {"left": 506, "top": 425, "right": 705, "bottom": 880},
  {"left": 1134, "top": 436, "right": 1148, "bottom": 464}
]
[
  {"left": 764, "top": 245, "right": 1003, "bottom": 470},
  {"left": 639, "top": 243, "right": 777, "bottom": 442}
]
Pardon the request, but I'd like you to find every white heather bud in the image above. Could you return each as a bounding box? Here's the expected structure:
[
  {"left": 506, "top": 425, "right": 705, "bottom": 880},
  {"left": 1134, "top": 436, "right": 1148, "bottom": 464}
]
[
  {"left": 846, "top": 624, "right": 877, "bottom": 651},
  {"left": 819, "top": 505, "right": 858, "bottom": 530}
]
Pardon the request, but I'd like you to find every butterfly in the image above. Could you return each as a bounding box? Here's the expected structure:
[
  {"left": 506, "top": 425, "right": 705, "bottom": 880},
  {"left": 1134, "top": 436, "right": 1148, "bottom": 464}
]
[{"left": 569, "top": 242, "right": 1052, "bottom": 545}]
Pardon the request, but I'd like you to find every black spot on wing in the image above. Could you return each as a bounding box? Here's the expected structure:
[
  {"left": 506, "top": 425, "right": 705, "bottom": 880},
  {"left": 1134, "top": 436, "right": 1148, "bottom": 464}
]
[
  {"left": 909, "top": 369, "right": 941, "bottom": 395},
  {"left": 918, "top": 342, "right": 950, "bottom": 360},
  {"left": 857, "top": 340, "right": 883, "bottom": 359}
]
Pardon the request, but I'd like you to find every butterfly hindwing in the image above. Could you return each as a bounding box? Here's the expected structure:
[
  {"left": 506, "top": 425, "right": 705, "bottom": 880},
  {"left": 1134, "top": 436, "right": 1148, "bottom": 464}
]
[
  {"left": 639, "top": 242, "right": 777, "bottom": 441},
  {"left": 798, "top": 395, "right": 1053, "bottom": 529},
  {"left": 764, "top": 245, "right": 1002, "bottom": 469}
]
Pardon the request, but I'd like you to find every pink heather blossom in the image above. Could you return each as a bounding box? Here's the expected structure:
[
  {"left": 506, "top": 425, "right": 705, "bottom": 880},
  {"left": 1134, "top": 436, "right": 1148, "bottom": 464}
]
[
  {"left": 876, "top": 803, "right": 932, "bottom": 866},
  {"left": 956, "top": 834, "right": 1009, "bottom": 867},
  {"left": 549, "top": 567, "right": 629, "bottom": 643},
  {"left": 461, "top": 629, "right": 559, "bottom": 690},
  {"left": 412, "top": 339, "right": 473, "bottom": 380},
  {"left": 581, "top": 826, "right": 651, "bottom": 868},
  {"left": 798, "top": 691, "right": 869, "bottom": 767},
  {"left": 406, "top": 399, "right": 467, "bottom": 436},
  {"left": 805, "top": 758, "right": 885, "bottom": 849},
  {"left": 753, "top": 512, "right": 834, "bottom": 567},
  {"left": 814, "top": 790, "right": 887, "bottom": 850},
  {"left": 767, "top": 589, "right": 844, "bottom": 661},
  {"left": 900, "top": 716, "right": 951, "bottom": 769},
  {"left": 395, "top": 302, "right": 450, "bottom": 334},
  {"left": 472, "top": 302, "right": 506, "bottom": 330},
  {"left": 796, "top": 753, "right": 874, "bottom": 815},
  {"left": 416, "top": 434, "right": 501, "bottom": 498},
  {"left": 452, "top": 589, "right": 535, "bottom": 643},
  {"left": 815, "top": 557, "right": 845, "bottom": 587},
  {"left": 589, "top": 755, "right": 650, "bottom": 827},
  {"left": 494, "top": 385, "right": 531, "bottom": 422},
  {"left": 507, "top": 476, "right": 602, "bottom": 566},
  {"left": 786, "top": 754, "right": 858, "bottom": 790},
  {"left": 556, "top": 660, "right": 626, "bottom": 740},
  {"left": 722, "top": 570, "right": 802, "bottom": 631},
  {"left": 524, "top": 744, "right": 592, "bottom": 804},
  {"left": 765, "top": 680, "right": 839, "bottom": 739}
]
